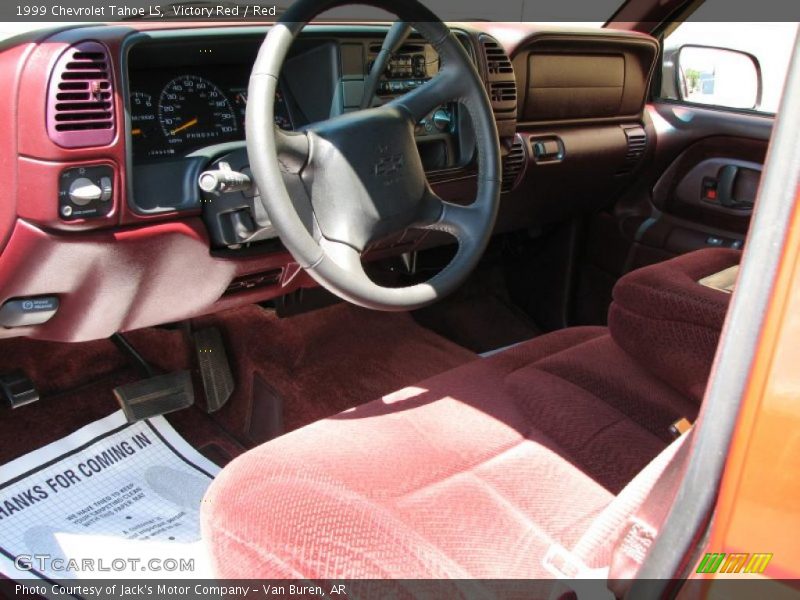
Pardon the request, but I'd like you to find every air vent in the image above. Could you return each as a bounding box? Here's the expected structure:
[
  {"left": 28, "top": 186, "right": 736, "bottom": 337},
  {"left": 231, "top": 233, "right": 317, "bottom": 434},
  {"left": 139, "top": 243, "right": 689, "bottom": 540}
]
[
  {"left": 490, "top": 81, "right": 517, "bottom": 104},
  {"left": 47, "top": 41, "right": 115, "bottom": 148},
  {"left": 617, "top": 125, "right": 647, "bottom": 175},
  {"left": 480, "top": 36, "right": 514, "bottom": 75},
  {"left": 477, "top": 34, "right": 517, "bottom": 135},
  {"left": 502, "top": 135, "right": 526, "bottom": 193},
  {"left": 479, "top": 35, "right": 516, "bottom": 113}
]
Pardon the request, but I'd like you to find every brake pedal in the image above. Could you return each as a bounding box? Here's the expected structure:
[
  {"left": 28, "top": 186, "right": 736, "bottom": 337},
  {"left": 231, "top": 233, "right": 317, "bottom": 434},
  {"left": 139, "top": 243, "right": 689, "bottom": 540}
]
[
  {"left": 113, "top": 371, "right": 194, "bottom": 422},
  {"left": 194, "top": 327, "right": 234, "bottom": 413}
]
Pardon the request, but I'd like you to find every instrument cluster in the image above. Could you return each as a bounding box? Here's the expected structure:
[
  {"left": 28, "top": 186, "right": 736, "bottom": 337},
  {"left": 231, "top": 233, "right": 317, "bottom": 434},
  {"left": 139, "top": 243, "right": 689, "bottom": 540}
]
[{"left": 129, "top": 67, "right": 294, "bottom": 162}]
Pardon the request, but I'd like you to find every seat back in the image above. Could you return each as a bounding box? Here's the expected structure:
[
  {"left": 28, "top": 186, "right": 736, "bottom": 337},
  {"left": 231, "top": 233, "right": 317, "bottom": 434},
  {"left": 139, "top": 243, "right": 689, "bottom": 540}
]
[{"left": 608, "top": 248, "right": 741, "bottom": 402}]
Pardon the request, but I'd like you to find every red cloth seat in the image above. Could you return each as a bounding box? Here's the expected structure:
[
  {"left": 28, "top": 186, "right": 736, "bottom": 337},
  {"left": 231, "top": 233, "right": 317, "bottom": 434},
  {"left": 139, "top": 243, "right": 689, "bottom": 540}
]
[{"left": 201, "top": 249, "right": 739, "bottom": 579}]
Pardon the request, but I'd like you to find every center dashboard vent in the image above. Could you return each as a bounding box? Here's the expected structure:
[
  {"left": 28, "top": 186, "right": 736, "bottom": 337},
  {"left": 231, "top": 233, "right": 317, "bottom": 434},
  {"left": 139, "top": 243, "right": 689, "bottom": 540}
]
[
  {"left": 490, "top": 81, "right": 517, "bottom": 104},
  {"left": 502, "top": 134, "right": 527, "bottom": 193},
  {"left": 481, "top": 37, "right": 514, "bottom": 75},
  {"left": 46, "top": 41, "right": 115, "bottom": 148},
  {"left": 617, "top": 125, "right": 648, "bottom": 175},
  {"left": 479, "top": 35, "right": 517, "bottom": 121}
]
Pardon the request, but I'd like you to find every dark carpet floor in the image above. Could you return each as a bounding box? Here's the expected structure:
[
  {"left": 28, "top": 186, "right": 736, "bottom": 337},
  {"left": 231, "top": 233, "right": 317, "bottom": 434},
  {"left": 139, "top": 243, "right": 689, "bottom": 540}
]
[{"left": 0, "top": 304, "right": 476, "bottom": 465}]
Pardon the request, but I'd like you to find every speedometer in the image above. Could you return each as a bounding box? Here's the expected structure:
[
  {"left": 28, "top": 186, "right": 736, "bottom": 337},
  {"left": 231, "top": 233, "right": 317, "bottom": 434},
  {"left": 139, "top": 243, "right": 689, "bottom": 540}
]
[{"left": 158, "top": 75, "right": 237, "bottom": 145}]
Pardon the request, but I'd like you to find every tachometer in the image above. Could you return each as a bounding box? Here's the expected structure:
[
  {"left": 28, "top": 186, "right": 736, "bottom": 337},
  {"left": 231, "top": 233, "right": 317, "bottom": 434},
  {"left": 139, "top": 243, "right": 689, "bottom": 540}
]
[
  {"left": 273, "top": 89, "right": 293, "bottom": 130},
  {"left": 232, "top": 87, "right": 293, "bottom": 130},
  {"left": 158, "top": 75, "right": 237, "bottom": 145}
]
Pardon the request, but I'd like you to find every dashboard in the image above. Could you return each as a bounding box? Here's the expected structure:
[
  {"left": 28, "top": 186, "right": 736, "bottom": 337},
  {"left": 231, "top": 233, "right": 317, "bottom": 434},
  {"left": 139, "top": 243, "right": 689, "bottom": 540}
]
[{"left": 0, "top": 21, "right": 657, "bottom": 343}]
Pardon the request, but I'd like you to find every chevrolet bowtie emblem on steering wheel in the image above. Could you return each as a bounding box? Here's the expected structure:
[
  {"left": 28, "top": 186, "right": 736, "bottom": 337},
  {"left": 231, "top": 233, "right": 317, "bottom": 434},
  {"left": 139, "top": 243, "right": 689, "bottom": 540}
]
[{"left": 374, "top": 153, "right": 405, "bottom": 177}]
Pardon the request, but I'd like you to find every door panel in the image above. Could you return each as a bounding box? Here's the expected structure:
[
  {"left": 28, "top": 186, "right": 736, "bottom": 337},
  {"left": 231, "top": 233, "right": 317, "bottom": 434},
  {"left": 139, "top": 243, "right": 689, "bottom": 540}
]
[
  {"left": 651, "top": 135, "right": 766, "bottom": 234},
  {"left": 572, "top": 101, "right": 773, "bottom": 325},
  {"left": 634, "top": 101, "right": 772, "bottom": 254}
]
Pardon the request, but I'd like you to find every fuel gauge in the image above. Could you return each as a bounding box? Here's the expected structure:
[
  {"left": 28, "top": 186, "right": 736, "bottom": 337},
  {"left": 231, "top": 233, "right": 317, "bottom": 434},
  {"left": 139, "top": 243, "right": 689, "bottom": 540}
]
[{"left": 130, "top": 92, "right": 158, "bottom": 139}]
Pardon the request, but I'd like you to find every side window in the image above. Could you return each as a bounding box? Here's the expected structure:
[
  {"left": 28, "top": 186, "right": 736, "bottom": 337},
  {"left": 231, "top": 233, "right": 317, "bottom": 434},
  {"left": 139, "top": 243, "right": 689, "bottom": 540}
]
[{"left": 660, "top": 9, "right": 797, "bottom": 113}]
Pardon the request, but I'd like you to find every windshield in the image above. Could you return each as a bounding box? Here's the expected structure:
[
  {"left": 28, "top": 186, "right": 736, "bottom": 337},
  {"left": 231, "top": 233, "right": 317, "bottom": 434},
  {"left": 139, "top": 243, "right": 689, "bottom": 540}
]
[{"left": 0, "top": 0, "right": 626, "bottom": 41}]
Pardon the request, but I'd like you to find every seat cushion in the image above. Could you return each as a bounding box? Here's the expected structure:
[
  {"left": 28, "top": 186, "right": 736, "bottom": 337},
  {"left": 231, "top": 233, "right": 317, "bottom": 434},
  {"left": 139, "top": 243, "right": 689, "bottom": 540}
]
[
  {"left": 202, "top": 249, "right": 737, "bottom": 579},
  {"left": 202, "top": 327, "right": 691, "bottom": 578}
]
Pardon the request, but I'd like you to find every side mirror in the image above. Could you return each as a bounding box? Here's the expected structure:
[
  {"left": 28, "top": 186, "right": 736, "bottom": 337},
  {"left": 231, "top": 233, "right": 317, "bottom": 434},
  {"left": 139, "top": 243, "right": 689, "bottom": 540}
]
[{"left": 674, "top": 45, "right": 762, "bottom": 110}]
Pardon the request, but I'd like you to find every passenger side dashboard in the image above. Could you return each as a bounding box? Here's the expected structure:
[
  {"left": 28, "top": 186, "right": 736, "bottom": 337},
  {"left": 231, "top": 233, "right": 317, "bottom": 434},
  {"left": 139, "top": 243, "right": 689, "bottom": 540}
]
[{"left": 482, "top": 28, "right": 659, "bottom": 232}]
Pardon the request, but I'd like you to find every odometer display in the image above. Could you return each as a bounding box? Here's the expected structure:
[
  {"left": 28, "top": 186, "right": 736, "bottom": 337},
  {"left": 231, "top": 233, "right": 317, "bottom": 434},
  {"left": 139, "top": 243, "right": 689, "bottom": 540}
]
[{"left": 158, "top": 75, "right": 237, "bottom": 146}]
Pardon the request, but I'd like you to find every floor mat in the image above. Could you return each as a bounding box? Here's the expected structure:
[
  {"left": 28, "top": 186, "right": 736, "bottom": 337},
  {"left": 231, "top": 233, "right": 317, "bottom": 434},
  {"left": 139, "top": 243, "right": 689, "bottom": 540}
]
[
  {"left": 0, "top": 368, "right": 245, "bottom": 468},
  {"left": 0, "top": 411, "right": 218, "bottom": 582}
]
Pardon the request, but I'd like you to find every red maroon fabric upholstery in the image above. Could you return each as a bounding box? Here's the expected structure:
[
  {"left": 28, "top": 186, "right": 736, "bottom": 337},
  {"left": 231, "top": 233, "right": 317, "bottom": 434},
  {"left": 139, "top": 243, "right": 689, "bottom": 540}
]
[
  {"left": 608, "top": 248, "right": 740, "bottom": 402},
  {"left": 202, "top": 249, "right": 736, "bottom": 579},
  {"left": 202, "top": 329, "right": 693, "bottom": 578}
]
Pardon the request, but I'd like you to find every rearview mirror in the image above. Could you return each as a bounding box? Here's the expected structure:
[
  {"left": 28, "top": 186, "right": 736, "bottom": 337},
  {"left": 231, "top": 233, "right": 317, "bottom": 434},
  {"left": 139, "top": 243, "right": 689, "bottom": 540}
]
[{"left": 675, "top": 45, "right": 762, "bottom": 110}]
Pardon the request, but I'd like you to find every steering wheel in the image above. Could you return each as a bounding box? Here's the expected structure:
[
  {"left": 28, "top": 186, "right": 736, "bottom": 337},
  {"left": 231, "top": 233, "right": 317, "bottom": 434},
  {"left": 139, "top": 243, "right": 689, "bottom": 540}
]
[{"left": 246, "top": 0, "right": 501, "bottom": 311}]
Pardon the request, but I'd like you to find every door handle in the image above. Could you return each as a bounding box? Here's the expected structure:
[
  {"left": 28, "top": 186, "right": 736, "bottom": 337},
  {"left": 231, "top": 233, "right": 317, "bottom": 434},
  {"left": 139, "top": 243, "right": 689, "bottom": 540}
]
[{"left": 716, "top": 165, "right": 754, "bottom": 210}]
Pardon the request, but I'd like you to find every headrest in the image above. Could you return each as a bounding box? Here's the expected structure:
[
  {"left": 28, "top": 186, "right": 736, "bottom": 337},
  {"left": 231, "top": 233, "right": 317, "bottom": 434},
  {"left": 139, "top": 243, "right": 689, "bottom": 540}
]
[{"left": 608, "top": 248, "right": 741, "bottom": 402}]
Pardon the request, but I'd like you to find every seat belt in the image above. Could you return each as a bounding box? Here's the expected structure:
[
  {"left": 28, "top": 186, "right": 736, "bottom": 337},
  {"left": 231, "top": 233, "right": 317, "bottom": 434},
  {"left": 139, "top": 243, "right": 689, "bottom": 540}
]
[
  {"left": 606, "top": 430, "right": 693, "bottom": 597},
  {"left": 542, "top": 428, "right": 693, "bottom": 599},
  {"left": 669, "top": 417, "right": 693, "bottom": 438}
]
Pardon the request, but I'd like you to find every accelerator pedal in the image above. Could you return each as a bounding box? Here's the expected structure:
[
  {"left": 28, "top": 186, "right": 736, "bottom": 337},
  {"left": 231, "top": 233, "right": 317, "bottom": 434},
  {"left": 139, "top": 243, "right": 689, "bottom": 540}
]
[
  {"left": 194, "top": 327, "right": 234, "bottom": 413},
  {"left": 111, "top": 333, "right": 194, "bottom": 422}
]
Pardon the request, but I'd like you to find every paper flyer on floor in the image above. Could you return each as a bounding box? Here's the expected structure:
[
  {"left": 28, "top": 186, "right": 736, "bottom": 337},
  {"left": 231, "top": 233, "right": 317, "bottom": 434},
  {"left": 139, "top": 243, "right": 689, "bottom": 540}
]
[{"left": 0, "top": 411, "right": 220, "bottom": 583}]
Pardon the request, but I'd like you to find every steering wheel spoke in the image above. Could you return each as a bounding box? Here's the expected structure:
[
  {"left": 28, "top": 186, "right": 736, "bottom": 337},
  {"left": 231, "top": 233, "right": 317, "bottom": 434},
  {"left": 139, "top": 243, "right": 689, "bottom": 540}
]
[
  {"left": 416, "top": 187, "right": 482, "bottom": 247},
  {"left": 387, "top": 65, "right": 462, "bottom": 124},
  {"left": 318, "top": 238, "right": 373, "bottom": 283},
  {"left": 275, "top": 126, "right": 309, "bottom": 174}
]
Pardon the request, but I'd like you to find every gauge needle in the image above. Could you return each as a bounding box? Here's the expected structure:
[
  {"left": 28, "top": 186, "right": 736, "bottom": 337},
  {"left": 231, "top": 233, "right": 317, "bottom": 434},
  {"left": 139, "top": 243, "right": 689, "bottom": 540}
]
[
  {"left": 170, "top": 117, "right": 198, "bottom": 135},
  {"left": 131, "top": 128, "right": 142, "bottom": 136}
]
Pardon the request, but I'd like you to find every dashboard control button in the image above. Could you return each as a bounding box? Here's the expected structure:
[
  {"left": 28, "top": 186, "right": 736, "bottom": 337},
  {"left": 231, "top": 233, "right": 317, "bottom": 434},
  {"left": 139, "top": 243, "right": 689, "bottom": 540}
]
[
  {"left": 58, "top": 165, "right": 115, "bottom": 221},
  {"left": 0, "top": 296, "right": 59, "bottom": 328},
  {"left": 68, "top": 177, "right": 102, "bottom": 206},
  {"left": 198, "top": 161, "right": 253, "bottom": 195},
  {"left": 530, "top": 136, "right": 564, "bottom": 163},
  {"left": 99, "top": 176, "right": 113, "bottom": 201},
  {"left": 432, "top": 108, "right": 451, "bottom": 131}
]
